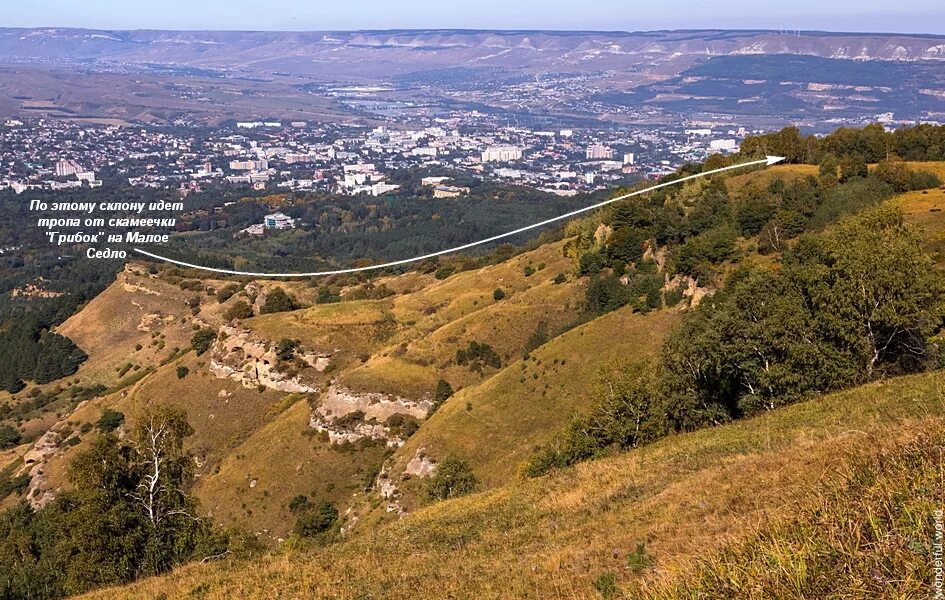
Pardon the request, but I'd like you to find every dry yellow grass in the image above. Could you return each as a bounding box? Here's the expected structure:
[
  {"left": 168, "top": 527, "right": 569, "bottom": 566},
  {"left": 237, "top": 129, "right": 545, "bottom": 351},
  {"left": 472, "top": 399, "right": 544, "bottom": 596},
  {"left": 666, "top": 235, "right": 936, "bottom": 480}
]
[
  {"left": 192, "top": 399, "right": 389, "bottom": 542},
  {"left": 893, "top": 185, "right": 945, "bottom": 270},
  {"left": 8, "top": 238, "right": 593, "bottom": 539},
  {"left": 78, "top": 370, "right": 945, "bottom": 600},
  {"left": 384, "top": 307, "right": 679, "bottom": 510},
  {"left": 725, "top": 163, "right": 819, "bottom": 201},
  {"left": 56, "top": 267, "right": 196, "bottom": 385}
]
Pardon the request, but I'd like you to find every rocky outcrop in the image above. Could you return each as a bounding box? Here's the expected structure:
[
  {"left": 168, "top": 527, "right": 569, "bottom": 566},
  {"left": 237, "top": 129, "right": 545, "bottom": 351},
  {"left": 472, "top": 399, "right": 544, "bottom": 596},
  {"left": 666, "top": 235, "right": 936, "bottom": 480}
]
[
  {"left": 642, "top": 242, "right": 713, "bottom": 307},
  {"left": 20, "top": 401, "right": 95, "bottom": 509},
  {"left": 404, "top": 450, "right": 437, "bottom": 478},
  {"left": 121, "top": 275, "right": 161, "bottom": 296},
  {"left": 208, "top": 324, "right": 325, "bottom": 393},
  {"left": 309, "top": 386, "right": 432, "bottom": 447},
  {"left": 373, "top": 449, "right": 437, "bottom": 516},
  {"left": 137, "top": 312, "right": 175, "bottom": 332},
  {"left": 664, "top": 273, "right": 712, "bottom": 307}
]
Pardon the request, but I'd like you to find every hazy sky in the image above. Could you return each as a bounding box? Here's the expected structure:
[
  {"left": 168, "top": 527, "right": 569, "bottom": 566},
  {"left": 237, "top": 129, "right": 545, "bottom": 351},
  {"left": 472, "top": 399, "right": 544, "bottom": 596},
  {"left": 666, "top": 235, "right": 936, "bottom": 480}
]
[{"left": 5, "top": 0, "right": 945, "bottom": 35}]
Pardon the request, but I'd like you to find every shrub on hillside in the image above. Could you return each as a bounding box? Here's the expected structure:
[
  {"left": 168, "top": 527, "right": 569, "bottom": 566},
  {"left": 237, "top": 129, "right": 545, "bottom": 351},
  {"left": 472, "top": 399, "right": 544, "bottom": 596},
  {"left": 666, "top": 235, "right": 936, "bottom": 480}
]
[
  {"left": 216, "top": 283, "right": 240, "bottom": 303},
  {"left": 288, "top": 495, "right": 309, "bottom": 514},
  {"left": 0, "top": 424, "right": 22, "bottom": 449},
  {"left": 426, "top": 456, "right": 479, "bottom": 501},
  {"left": 190, "top": 328, "right": 216, "bottom": 356},
  {"left": 315, "top": 286, "right": 341, "bottom": 304},
  {"left": 874, "top": 161, "right": 942, "bottom": 193},
  {"left": 434, "top": 265, "right": 456, "bottom": 280},
  {"left": 96, "top": 409, "right": 124, "bottom": 433},
  {"left": 433, "top": 379, "right": 454, "bottom": 409},
  {"left": 385, "top": 413, "right": 420, "bottom": 438},
  {"left": 455, "top": 341, "right": 501, "bottom": 370},
  {"left": 224, "top": 300, "right": 254, "bottom": 321},
  {"left": 260, "top": 287, "right": 299, "bottom": 314},
  {"left": 293, "top": 501, "right": 338, "bottom": 538},
  {"left": 276, "top": 338, "right": 300, "bottom": 361}
]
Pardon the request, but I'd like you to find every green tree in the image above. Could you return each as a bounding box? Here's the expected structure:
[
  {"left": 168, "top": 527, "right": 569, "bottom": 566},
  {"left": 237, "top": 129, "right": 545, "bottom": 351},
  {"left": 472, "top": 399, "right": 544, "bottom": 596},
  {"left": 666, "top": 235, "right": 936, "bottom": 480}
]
[
  {"left": 426, "top": 457, "right": 479, "bottom": 501},
  {"left": 787, "top": 205, "right": 945, "bottom": 378},
  {"left": 674, "top": 225, "right": 738, "bottom": 279},
  {"left": 190, "top": 329, "right": 216, "bottom": 356},
  {"left": 260, "top": 287, "right": 299, "bottom": 314},
  {"left": 585, "top": 274, "right": 631, "bottom": 315},
  {"left": 293, "top": 501, "right": 338, "bottom": 538},
  {"left": 818, "top": 153, "right": 839, "bottom": 178},
  {"left": 818, "top": 153, "right": 840, "bottom": 188},
  {"left": 0, "top": 406, "right": 231, "bottom": 598},
  {"left": 873, "top": 160, "right": 913, "bottom": 192},
  {"left": 839, "top": 153, "right": 868, "bottom": 182},
  {"left": 224, "top": 300, "right": 253, "bottom": 320},
  {"left": 433, "top": 379, "right": 454, "bottom": 408},
  {"left": 735, "top": 197, "right": 777, "bottom": 236},
  {"left": 96, "top": 409, "right": 124, "bottom": 433},
  {"left": 32, "top": 333, "right": 87, "bottom": 385},
  {"left": 607, "top": 227, "right": 646, "bottom": 264},
  {"left": 0, "top": 425, "right": 21, "bottom": 449}
]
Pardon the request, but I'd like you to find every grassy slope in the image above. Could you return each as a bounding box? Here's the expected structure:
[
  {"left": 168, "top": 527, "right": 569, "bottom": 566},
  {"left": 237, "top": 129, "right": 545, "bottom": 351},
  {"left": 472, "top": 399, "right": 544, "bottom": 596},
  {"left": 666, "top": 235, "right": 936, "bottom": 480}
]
[
  {"left": 3, "top": 239, "right": 589, "bottom": 533},
  {"left": 644, "top": 424, "right": 941, "bottom": 598},
  {"left": 725, "top": 163, "right": 819, "bottom": 201},
  {"left": 80, "top": 369, "right": 945, "bottom": 600},
  {"left": 19, "top": 162, "right": 945, "bottom": 586},
  {"left": 237, "top": 240, "right": 582, "bottom": 399},
  {"left": 56, "top": 267, "right": 197, "bottom": 385},
  {"left": 894, "top": 163, "right": 945, "bottom": 268},
  {"left": 388, "top": 307, "right": 678, "bottom": 507},
  {"left": 191, "top": 399, "right": 390, "bottom": 542}
]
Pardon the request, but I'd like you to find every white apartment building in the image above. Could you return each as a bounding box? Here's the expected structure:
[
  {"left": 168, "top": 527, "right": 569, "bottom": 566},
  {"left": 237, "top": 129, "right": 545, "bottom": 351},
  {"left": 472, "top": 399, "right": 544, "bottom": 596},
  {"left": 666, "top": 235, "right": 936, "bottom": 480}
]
[
  {"left": 709, "top": 139, "right": 738, "bottom": 152},
  {"left": 229, "top": 159, "right": 269, "bottom": 171},
  {"left": 481, "top": 146, "right": 523, "bottom": 162},
  {"left": 586, "top": 145, "right": 613, "bottom": 160},
  {"left": 55, "top": 160, "right": 84, "bottom": 178}
]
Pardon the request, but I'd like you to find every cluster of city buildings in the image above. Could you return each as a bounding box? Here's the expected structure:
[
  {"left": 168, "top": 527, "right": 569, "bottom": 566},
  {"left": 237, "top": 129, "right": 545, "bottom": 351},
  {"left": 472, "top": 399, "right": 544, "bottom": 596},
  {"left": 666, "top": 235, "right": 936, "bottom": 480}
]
[{"left": 0, "top": 116, "right": 754, "bottom": 201}]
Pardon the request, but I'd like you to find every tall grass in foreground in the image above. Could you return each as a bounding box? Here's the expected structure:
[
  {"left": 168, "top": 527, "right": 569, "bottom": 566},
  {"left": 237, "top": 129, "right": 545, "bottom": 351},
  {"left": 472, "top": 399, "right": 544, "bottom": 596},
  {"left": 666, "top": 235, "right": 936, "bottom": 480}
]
[{"left": 640, "top": 427, "right": 944, "bottom": 599}]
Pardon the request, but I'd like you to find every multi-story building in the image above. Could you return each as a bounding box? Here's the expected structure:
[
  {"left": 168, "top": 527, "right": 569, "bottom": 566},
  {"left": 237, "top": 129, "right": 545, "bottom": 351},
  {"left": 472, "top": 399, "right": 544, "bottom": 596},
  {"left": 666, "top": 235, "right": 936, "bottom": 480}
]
[
  {"left": 481, "top": 146, "right": 523, "bottom": 162},
  {"left": 229, "top": 159, "right": 269, "bottom": 171},
  {"left": 55, "top": 159, "right": 84, "bottom": 177},
  {"left": 433, "top": 185, "right": 470, "bottom": 198},
  {"left": 264, "top": 212, "right": 296, "bottom": 230},
  {"left": 586, "top": 145, "right": 613, "bottom": 160}
]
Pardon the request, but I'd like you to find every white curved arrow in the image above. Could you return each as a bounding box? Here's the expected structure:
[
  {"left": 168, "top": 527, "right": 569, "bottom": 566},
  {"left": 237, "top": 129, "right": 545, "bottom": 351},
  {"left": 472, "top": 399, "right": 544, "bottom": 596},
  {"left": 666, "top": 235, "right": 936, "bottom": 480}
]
[{"left": 134, "top": 156, "right": 785, "bottom": 278}]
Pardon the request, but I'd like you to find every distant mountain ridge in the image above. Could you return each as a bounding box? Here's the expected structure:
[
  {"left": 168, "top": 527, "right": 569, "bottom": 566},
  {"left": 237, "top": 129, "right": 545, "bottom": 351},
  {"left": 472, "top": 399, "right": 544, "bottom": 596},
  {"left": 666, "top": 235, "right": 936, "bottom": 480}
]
[
  {"left": 0, "top": 27, "right": 943, "bottom": 126},
  {"left": 1, "top": 28, "right": 944, "bottom": 80}
]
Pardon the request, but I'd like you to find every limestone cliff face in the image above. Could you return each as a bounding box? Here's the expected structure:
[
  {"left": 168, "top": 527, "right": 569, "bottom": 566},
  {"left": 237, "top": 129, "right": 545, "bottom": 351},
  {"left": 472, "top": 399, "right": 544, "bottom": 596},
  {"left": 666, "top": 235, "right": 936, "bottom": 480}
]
[
  {"left": 642, "top": 243, "right": 714, "bottom": 307},
  {"left": 21, "top": 400, "right": 94, "bottom": 510},
  {"left": 308, "top": 385, "right": 432, "bottom": 447},
  {"left": 208, "top": 325, "right": 326, "bottom": 393}
]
